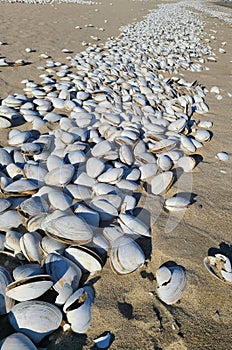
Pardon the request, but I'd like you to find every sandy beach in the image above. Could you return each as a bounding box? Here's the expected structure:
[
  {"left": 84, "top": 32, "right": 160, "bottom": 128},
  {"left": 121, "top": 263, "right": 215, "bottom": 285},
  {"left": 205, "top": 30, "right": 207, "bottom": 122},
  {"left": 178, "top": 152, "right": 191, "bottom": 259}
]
[{"left": 0, "top": 0, "right": 231, "bottom": 349}]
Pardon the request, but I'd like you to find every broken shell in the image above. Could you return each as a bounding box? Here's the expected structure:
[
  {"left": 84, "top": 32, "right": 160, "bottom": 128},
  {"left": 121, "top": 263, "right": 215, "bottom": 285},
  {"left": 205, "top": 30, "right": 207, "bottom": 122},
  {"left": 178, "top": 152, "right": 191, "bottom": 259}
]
[
  {"left": 156, "top": 265, "right": 187, "bottom": 304},
  {"left": 204, "top": 254, "right": 232, "bottom": 283},
  {"left": 8, "top": 300, "right": 63, "bottom": 344}
]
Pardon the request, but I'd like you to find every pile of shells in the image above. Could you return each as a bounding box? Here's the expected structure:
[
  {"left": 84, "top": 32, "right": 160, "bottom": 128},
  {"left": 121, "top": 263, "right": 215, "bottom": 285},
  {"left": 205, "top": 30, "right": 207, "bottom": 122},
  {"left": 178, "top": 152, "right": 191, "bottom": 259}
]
[{"left": 0, "top": 2, "right": 215, "bottom": 347}]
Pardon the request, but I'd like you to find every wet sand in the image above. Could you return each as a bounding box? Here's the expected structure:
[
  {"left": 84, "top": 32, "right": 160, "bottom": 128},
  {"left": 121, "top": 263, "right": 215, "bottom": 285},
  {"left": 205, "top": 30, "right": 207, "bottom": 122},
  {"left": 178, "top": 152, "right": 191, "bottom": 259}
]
[{"left": 0, "top": 1, "right": 232, "bottom": 349}]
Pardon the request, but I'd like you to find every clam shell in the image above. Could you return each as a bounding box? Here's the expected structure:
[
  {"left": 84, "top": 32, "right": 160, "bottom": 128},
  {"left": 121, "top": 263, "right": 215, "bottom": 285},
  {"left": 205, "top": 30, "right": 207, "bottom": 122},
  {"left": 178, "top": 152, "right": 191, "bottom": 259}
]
[
  {"left": 6, "top": 274, "right": 53, "bottom": 301},
  {"left": 3, "top": 179, "right": 39, "bottom": 196},
  {"left": 110, "top": 235, "right": 145, "bottom": 274},
  {"left": 149, "top": 139, "right": 176, "bottom": 153},
  {"left": 45, "top": 165, "right": 75, "bottom": 187},
  {"left": 45, "top": 214, "right": 93, "bottom": 245},
  {"left": 13, "top": 263, "right": 44, "bottom": 280},
  {"left": 8, "top": 300, "right": 63, "bottom": 343},
  {"left": 176, "top": 156, "right": 196, "bottom": 172},
  {"left": 74, "top": 203, "right": 100, "bottom": 227},
  {"left": 97, "top": 168, "right": 124, "bottom": 184},
  {"left": 0, "top": 210, "right": 24, "bottom": 231},
  {"left": 156, "top": 265, "right": 187, "bottom": 304},
  {"left": 164, "top": 196, "right": 190, "bottom": 211},
  {"left": 91, "top": 140, "right": 112, "bottom": 158},
  {"left": 20, "top": 231, "right": 43, "bottom": 263},
  {"left": 118, "top": 213, "right": 150, "bottom": 237},
  {"left": 63, "top": 286, "right": 93, "bottom": 333},
  {"left": 86, "top": 157, "right": 105, "bottom": 178},
  {"left": 0, "top": 333, "right": 37, "bottom": 350},
  {"left": 151, "top": 171, "right": 174, "bottom": 195},
  {"left": 0, "top": 198, "right": 11, "bottom": 213},
  {"left": 204, "top": 254, "right": 232, "bottom": 283},
  {"left": 215, "top": 152, "right": 229, "bottom": 161},
  {"left": 0, "top": 266, "right": 14, "bottom": 314},
  {"left": 65, "top": 246, "right": 103, "bottom": 274}
]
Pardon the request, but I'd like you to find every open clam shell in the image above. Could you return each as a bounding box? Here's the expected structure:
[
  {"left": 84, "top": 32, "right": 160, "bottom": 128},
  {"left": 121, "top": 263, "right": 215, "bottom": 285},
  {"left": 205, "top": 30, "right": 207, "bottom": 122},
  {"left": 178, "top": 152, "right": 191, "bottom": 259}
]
[
  {"left": 65, "top": 246, "right": 103, "bottom": 275},
  {"left": 118, "top": 213, "right": 150, "bottom": 237},
  {"left": 156, "top": 265, "right": 187, "bottom": 305},
  {"left": 6, "top": 274, "right": 53, "bottom": 301},
  {"left": 8, "top": 300, "right": 63, "bottom": 344}
]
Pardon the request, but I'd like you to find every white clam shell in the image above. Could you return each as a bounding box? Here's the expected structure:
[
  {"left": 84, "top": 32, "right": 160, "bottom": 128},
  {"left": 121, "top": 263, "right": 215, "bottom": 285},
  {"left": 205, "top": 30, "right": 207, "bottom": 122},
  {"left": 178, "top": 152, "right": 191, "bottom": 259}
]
[
  {"left": 91, "top": 140, "right": 112, "bottom": 158},
  {"left": 157, "top": 155, "right": 173, "bottom": 171},
  {"left": 0, "top": 333, "right": 37, "bottom": 350},
  {"left": 45, "top": 214, "right": 93, "bottom": 245},
  {"left": 0, "top": 198, "right": 11, "bottom": 213},
  {"left": 204, "top": 254, "right": 232, "bottom": 283},
  {"left": 8, "top": 300, "right": 63, "bottom": 344},
  {"left": 97, "top": 167, "right": 124, "bottom": 184},
  {"left": 66, "top": 184, "right": 92, "bottom": 200},
  {"left": 20, "top": 232, "right": 43, "bottom": 263},
  {"left": 110, "top": 235, "right": 145, "bottom": 274},
  {"left": 63, "top": 286, "right": 94, "bottom": 333},
  {"left": 151, "top": 171, "right": 174, "bottom": 195},
  {"left": 86, "top": 157, "right": 105, "bottom": 178},
  {"left": 149, "top": 139, "right": 176, "bottom": 153},
  {"left": 6, "top": 275, "right": 53, "bottom": 301},
  {"left": 164, "top": 196, "right": 190, "bottom": 211},
  {"left": 45, "top": 164, "right": 75, "bottom": 187},
  {"left": 215, "top": 152, "right": 230, "bottom": 161},
  {"left": 0, "top": 210, "right": 24, "bottom": 231},
  {"left": 118, "top": 213, "right": 150, "bottom": 237},
  {"left": 13, "top": 264, "right": 44, "bottom": 281},
  {"left": 177, "top": 156, "right": 196, "bottom": 172},
  {"left": 0, "top": 266, "right": 14, "bottom": 314},
  {"left": 156, "top": 265, "right": 187, "bottom": 304},
  {"left": 65, "top": 246, "right": 102, "bottom": 274}
]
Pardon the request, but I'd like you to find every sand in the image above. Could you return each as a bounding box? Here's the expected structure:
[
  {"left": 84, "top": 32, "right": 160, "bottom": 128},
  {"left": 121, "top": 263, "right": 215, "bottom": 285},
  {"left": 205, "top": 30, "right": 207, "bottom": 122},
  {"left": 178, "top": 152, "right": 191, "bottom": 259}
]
[{"left": 0, "top": 1, "right": 232, "bottom": 349}]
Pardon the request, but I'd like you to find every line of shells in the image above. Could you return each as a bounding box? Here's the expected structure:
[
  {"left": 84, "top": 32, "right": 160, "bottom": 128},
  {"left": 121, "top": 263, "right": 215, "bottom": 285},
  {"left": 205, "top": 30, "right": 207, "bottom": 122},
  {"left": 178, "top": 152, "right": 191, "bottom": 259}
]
[{"left": 0, "top": 2, "right": 216, "bottom": 348}]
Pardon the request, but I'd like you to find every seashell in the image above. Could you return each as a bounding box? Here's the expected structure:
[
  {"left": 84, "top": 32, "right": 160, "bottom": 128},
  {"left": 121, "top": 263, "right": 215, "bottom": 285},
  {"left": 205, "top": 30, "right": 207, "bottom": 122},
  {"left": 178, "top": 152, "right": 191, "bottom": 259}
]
[
  {"left": 6, "top": 274, "right": 53, "bottom": 301},
  {"left": 13, "top": 264, "right": 44, "bottom": 281},
  {"left": 215, "top": 152, "right": 229, "bottom": 161},
  {"left": 67, "top": 150, "right": 86, "bottom": 165},
  {"left": 180, "top": 135, "right": 196, "bottom": 153},
  {"left": 156, "top": 265, "right": 187, "bottom": 304},
  {"left": 91, "top": 140, "right": 112, "bottom": 158},
  {"left": 65, "top": 246, "right": 103, "bottom": 275},
  {"left": 18, "top": 196, "right": 49, "bottom": 218},
  {"left": 74, "top": 203, "right": 100, "bottom": 227},
  {"left": 45, "top": 252, "right": 82, "bottom": 304},
  {"left": 2, "top": 179, "right": 39, "bottom": 196},
  {"left": 119, "top": 145, "right": 134, "bottom": 166},
  {"left": 0, "top": 210, "right": 24, "bottom": 231},
  {"left": 66, "top": 184, "right": 92, "bottom": 200},
  {"left": 8, "top": 130, "right": 31, "bottom": 146},
  {"left": 90, "top": 198, "right": 118, "bottom": 222},
  {"left": 118, "top": 213, "right": 150, "bottom": 237},
  {"left": 20, "top": 231, "right": 43, "bottom": 263},
  {"left": 8, "top": 300, "right": 63, "bottom": 344},
  {"left": 93, "top": 332, "right": 112, "bottom": 349},
  {"left": 63, "top": 285, "right": 94, "bottom": 333},
  {"left": 6, "top": 163, "right": 24, "bottom": 179},
  {"left": 45, "top": 164, "right": 75, "bottom": 187},
  {"left": 149, "top": 139, "right": 176, "bottom": 154},
  {"left": 86, "top": 157, "right": 105, "bottom": 178},
  {"left": 46, "top": 154, "right": 64, "bottom": 172},
  {"left": 168, "top": 118, "right": 186, "bottom": 133},
  {"left": 24, "top": 163, "right": 48, "bottom": 184},
  {"left": 116, "top": 179, "right": 138, "bottom": 191},
  {"left": 48, "top": 189, "right": 73, "bottom": 211},
  {"left": 110, "top": 235, "right": 145, "bottom": 274},
  {"left": 4, "top": 230, "right": 21, "bottom": 254},
  {"left": 193, "top": 129, "right": 211, "bottom": 142},
  {"left": 204, "top": 254, "right": 232, "bottom": 283},
  {"left": 45, "top": 214, "right": 93, "bottom": 245},
  {"left": 124, "top": 167, "right": 141, "bottom": 181},
  {"left": 40, "top": 236, "right": 68, "bottom": 255},
  {"left": 93, "top": 183, "right": 118, "bottom": 196},
  {"left": 0, "top": 266, "right": 14, "bottom": 314},
  {"left": 98, "top": 168, "right": 124, "bottom": 184},
  {"left": 151, "top": 171, "right": 174, "bottom": 195},
  {"left": 0, "top": 148, "right": 12, "bottom": 166},
  {"left": 73, "top": 171, "right": 96, "bottom": 187},
  {"left": 197, "top": 120, "right": 213, "bottom": 129},
  {"left": 164, "top": 196, "right": 190, "bottom": 211},
  {"left": 0, "top": 116, "right": 12, "bottom": 128},
  {"left": 176, "top": 156, "right": 196, "bottom": 172},
  {"left": 157, "top": 155, "right": 173, "bottom": 171},
  {"left": 0, "top": 332, "right": 37, "bottom": 350},
  {"left": 0, "top": 198, "right": 11, "bottom": 213}
]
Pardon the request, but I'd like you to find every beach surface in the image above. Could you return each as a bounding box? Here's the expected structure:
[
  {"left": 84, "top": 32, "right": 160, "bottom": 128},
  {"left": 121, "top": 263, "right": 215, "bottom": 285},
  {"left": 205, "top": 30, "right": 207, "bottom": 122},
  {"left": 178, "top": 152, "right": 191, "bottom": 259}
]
[{"left": 0, "top": 1, "right": 232, "bottom": 349}]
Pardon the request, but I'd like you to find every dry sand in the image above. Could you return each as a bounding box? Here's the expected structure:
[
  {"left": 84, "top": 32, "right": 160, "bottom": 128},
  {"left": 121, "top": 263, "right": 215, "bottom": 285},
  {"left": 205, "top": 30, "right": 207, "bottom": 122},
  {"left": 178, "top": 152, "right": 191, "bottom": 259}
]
[{"left": 0, "top": 1, "right": 232, "bottom": 349}]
